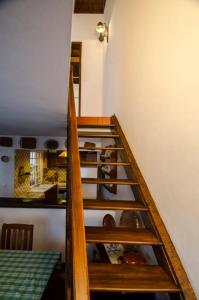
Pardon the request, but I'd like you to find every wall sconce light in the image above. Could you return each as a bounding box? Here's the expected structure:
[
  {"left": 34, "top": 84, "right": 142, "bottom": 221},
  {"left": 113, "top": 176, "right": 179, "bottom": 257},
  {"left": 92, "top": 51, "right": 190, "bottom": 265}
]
[
  {"left": 59, "top": 150, "right": 67, "bottom": 157},
  {"left": 96, "top": 22, "right": 109, "bottom": 42}
]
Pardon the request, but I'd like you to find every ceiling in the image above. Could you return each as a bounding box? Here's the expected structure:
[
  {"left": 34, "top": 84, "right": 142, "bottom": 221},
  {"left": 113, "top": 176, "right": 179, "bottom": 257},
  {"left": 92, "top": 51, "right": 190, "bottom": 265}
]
[
  {"left": 0, "top": 0, "right": 73, "bottom": 137},
  {"left": 74, "top": 0, "right": 106, "bottom": 14}
]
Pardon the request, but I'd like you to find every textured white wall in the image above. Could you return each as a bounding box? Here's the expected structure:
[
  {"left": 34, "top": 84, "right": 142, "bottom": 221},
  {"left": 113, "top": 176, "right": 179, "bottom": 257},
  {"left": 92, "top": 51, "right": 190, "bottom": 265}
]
[
  {"left": 103, "top": 0, "right": 199, "bottom": 296},
  {"left": 0, "top": 0, "right": 73, "bottom": 136},
  {"left": 0, "top": 208, "right": 65, "bottom": 259},
  {"left": 72, "top": 14, "right": 105, "bottom": 115},
  {"left": 0, "top": 149, "right": 15, "bottom": 197},
  {"left": 72, "top": 14, "right": 102, "bottom": 40}
]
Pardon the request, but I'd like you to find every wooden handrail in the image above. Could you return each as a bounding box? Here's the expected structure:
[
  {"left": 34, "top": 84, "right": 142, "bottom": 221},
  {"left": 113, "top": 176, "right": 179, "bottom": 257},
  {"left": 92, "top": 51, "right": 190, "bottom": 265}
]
[{"left": 67, "top": 68, "right": 90, "bottom": 300}]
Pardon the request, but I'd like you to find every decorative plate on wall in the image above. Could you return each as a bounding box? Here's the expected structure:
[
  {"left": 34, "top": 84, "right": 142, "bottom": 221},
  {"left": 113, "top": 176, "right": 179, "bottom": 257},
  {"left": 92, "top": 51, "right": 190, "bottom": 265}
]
[
  {"left": 20, "top": 137, "right": 36, "bottom": 149},
  {"left": 45, "top": 139, "right": 59, "bottom": 150},
  {"left": 0, "top": 137, "right": 13, "bottom": 147},
  {"left": 1, "top": 156, "right": 9, "bottom": 163}
]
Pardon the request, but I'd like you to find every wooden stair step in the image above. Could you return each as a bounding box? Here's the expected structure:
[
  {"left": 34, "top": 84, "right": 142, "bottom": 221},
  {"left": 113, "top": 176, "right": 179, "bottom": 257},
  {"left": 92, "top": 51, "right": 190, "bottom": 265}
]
[
  {"left": 78, "top": 124, "right": 115, "bottom": 128},
  {"left": 79, "top": 146, "right": 125, "bottom": 151},
  {"left": 89, "top": 264, "right": 181, "bottom": 293},
  {"left": 82, "top": 178, "right": 138, "bottom": 185},
  {"left": 80, "top": 161, "right": 131, "bottom": 166},
  {"left": 83, "top": 199, "right": 148, "bottom": 211},
  {"left": 78, "top": 132, "right": 119, "bottom": 138},
  {"left": 77, "top": 117, "right": 114, "bottom": 128},
  {"left": 86, "top": 227, "right": 161, "bottom": 245}
]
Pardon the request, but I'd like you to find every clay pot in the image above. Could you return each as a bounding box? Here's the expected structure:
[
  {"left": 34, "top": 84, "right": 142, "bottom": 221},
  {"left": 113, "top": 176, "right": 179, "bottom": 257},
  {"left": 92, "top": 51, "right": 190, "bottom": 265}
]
[
  {"left": 122, "top": 251, "right": 146, "bottom": 265},
  {"left": 102, "top": 214, "right": 116, "bottom": 228}
]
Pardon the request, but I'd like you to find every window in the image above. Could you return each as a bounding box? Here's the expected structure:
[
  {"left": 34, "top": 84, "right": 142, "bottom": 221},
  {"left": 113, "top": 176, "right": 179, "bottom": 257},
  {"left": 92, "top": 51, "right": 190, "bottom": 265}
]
[{"left": 30, "top": 151, "right": 43, "bottom": 186}]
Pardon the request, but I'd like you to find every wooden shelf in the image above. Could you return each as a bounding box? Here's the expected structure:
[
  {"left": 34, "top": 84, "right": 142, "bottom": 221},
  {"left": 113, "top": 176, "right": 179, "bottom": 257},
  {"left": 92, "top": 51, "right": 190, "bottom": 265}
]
[
  {"left": 89, "top": 264, "right": 181, "bottom": 293},
  {"left": 82, "top": 178, "right": 138, "bottom": 186},
  {"left": 78, "top": 132, "right": 119, "bottom": 138},
  {"left": 79, "top": 146, "right": 125, "bottom": 151},
  {"left": 86, "top": 227, "right": 162, "bottom": 245},
  {"left": 80, "top": 161, "right": 131, "bottom": 166},
  {"left": 83, "top": 199, "right": 148, "bottom": 211}
]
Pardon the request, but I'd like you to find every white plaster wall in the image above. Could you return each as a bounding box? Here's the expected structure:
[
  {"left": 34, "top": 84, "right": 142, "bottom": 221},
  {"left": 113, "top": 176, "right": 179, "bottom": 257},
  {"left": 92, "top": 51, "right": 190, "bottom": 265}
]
[
  {"left": 71, "top": 14, "right": 105, "bottom": 115},
  {"left": 81, "top": 167, "right": 97, "bottom": 199},
  {"left": 0, "top": 0, "right": 73, "bottom": 136},
  {"left": 103, "top": 0, "right": 199, "bottom": 296},
  {"left": 0, "top": 149, "right": 14, "bottom": 197},
  {"left": 0, "top": 208, "right": 65, "bottom": 260},
  {"left": 72, "top": 14, "right": 102, "bottom": 40}
]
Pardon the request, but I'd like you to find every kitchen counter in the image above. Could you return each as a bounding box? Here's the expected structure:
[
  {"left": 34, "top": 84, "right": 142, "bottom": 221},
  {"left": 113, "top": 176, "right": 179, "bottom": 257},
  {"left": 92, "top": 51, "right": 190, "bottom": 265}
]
[
  {"left": 19, "top": 192, "right": 44, "bottom": 199},
  {"left": 58, "top": 183, "right": 66, "bottom": 188},
  {"left": 31, "top": 183, "right": 57, "bottom": 193},
  {"left": 0, "top": 197, "right": 66, "bottom": 209},
  {"left": 17, "top": 184, "right": 58, "bottom": 200},
  {"left": 31, "top": 183, "right": 58, "bottom": 202}
]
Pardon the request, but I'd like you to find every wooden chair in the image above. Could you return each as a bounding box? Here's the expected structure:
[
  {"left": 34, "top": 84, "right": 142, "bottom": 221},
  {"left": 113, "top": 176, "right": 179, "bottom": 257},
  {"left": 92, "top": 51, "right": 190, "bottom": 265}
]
[{"left": 1, "top": 223, "right": 34, "bottom": 250}]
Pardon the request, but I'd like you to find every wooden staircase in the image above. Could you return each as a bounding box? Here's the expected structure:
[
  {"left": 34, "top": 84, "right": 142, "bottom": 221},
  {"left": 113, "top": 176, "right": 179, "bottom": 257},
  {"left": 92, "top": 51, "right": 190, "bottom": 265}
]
[{"left": 66, "top": 72, "right": 196, "bottom": 300}]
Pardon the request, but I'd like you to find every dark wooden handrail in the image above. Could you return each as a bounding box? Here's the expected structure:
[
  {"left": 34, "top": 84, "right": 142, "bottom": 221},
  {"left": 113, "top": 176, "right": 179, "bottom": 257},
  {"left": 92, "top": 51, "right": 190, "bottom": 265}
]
[{"left": 67, "top": 68, "right": 90, "bottom": 300}]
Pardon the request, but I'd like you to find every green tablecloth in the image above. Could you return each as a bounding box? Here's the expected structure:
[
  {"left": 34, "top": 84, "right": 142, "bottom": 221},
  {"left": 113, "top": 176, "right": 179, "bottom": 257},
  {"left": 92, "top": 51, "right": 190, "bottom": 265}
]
[{"left": 0, "top": 250, "right": 61, "bottom": 300}]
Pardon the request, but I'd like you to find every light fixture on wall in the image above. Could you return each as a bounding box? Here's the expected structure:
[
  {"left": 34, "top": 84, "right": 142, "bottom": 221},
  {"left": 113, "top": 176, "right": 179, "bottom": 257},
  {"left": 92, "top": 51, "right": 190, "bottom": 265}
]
[
  {"left": 96, "top": 22, "right": 109, "bottom": 42},
  {"left": 59, "top": 150, "right": 67, "bottom": 157}
]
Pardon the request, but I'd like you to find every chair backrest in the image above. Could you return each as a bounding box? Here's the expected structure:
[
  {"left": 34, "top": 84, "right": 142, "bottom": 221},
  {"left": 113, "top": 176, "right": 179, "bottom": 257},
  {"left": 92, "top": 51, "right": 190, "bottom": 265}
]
[{"left": 1, "top": 223, "right": 34, "bottom": 250}]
